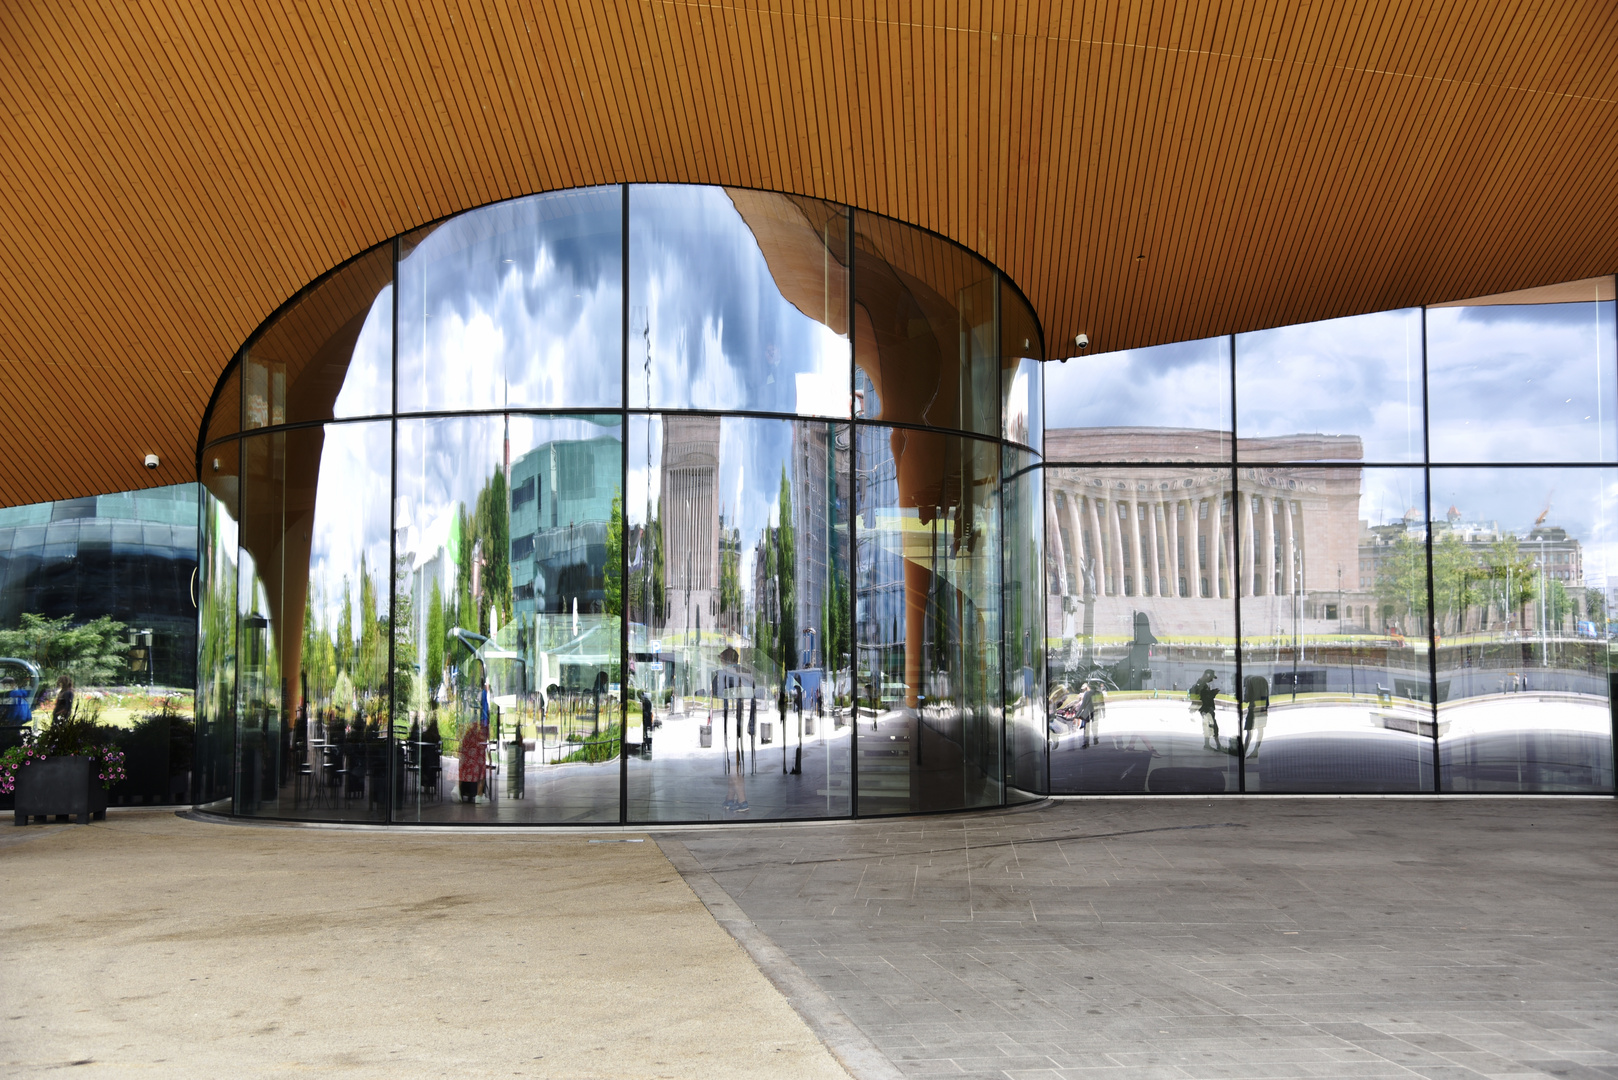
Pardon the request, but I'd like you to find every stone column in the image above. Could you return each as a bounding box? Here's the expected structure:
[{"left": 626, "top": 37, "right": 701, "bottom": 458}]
[
  {"left": 1085, "top": 494, "right": 1108, "bottom": 596},
  {"left": 1047, "top": 491, "right": 1069, "bottom": 597},
  {"left": 1209, "top": 494, "right": 1223, "bottom": 599},
  {"left": 1108, "top": 495, "right": 1125, "bottom": 597},
  {"left": 1127, "top": 496, "right": 1144, "bottom": 597},
  {"left": 1145, "top": 499, "right": 1161, "bottom": 598},
  {"left": 1241, "top": 488, "right": 1256, "bottom": 598},
  {"left": 1281, "top": 498, "right": 1296, "bottom": 595},
  {"left": 1166, "top": 498, "right": 1181, "bottom": 597},
  {"left": 1260, "top": 495, "right": 1276, "bottom": 597}
]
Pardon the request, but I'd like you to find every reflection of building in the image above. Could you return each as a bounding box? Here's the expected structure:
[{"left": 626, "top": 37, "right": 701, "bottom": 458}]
[
  {"left": 0, "top": 484, "right": 200, "bottom": 686},
  {"left": 1044, "top": 431, "right": 1361, "bottom": 638},
  {"left": 660, "top": 416, "right": 721, "bottom": 636},
  {"left": 510, "top": 435, "right": 619, "bottom": 619},
  {"left": 790, "top": 423, "right": 848, "bottom": 666}
]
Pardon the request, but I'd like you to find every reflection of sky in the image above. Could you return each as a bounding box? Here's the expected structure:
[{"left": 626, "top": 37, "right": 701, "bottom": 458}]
[
  {"left": 1358, "top": 468, "right": 1427, "bottom": 527},
  {"left": 333, "top": 285, "right": 393, "bottom": 418},
  {"left": 396, "top": 189, "right": 623, "bottom": 413},
  {"left": 1429, "top": 467, "right": 1618, "bottom": 586},
  {"left": 308, "top": 422, "right": 393, "bottom": 636},
  {"left": 1236, "top": 309, "right": 1421, "bottom": 461},
  {"left": 395, "top": 414, "right": 622, "bottom": 549},
  {"left": 1044, "top": 336, "right": 1230, "bottom": 437},
  {"left": 1004, "top": 358, "right": 1042, "bottom": 452},
  {"left": 630, "top": 186, "right": 849, "bottom": 415},
  {"left": 629, "top": 415, "right": 826, "bottom": 587},
  {"left": 1427, "top": 301, "right": 1616, "bottom": 462}
]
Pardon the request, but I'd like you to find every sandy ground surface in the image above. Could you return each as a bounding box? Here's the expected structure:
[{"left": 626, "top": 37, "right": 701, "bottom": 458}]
[{"left": 0, "top": 811, "right": 853, "bottom": 1080}]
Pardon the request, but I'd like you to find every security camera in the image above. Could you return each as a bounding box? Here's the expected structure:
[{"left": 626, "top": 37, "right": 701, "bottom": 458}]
[
  {"left": 1074, "top": 333, "right": 1090, "bottom": 351},
  {"left": 143, "top": 454, "right": 160, "bottom": 470}
]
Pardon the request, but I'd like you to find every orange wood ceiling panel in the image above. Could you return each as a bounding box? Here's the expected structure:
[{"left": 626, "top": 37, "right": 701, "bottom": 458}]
[{"left": 3, "top": 0, "right": 1618, "bottom": 507}]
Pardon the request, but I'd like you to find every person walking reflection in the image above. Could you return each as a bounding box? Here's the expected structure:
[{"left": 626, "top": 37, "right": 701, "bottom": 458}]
[{"left": 1192, "top": 669, "right": 1221, "bottom": 751}]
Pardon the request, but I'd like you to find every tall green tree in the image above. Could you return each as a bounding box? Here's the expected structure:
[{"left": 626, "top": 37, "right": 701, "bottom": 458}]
[
  {"left": 426, "top": 578, "right": 446, "bottom": 697},
  {"left": 604, "top": 490, "right": 623, "bottom": 618},
  {"left": 1374, "top": 531, "right": 1427, "bottom": 633},
  {"left": 776, "top": 468, "right": 797, "bottom": 671},
  {"left": 0, "top": 613, "right": 129, "bottom": 687}
]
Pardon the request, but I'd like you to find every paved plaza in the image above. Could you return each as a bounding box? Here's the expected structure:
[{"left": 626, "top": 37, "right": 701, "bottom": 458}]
[
  {"left": 2, "top": 798, "right": 1615, "bottom": 1079},
  {"left": 669, "top": 797, "right": 1618, "bottom": 1080}
]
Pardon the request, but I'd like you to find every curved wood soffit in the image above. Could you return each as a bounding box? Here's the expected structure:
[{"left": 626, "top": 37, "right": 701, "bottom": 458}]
[{"left": 4, "top": 0, "right": 1618, "bottom": 506}]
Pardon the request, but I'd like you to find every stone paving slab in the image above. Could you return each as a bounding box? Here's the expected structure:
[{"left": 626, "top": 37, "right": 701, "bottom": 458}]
[{"left": 672, "top": 798, "right": 1618, "bottom": 1080}]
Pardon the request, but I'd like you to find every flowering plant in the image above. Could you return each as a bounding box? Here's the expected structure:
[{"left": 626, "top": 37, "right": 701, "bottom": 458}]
[{"left": 0, "top": 712, "right": 127, "bottom": 794}]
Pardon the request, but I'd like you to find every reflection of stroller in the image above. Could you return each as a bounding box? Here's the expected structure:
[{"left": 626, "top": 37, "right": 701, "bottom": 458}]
[{"left": 0, "top": 658, "right": 40, "bottom": 754}]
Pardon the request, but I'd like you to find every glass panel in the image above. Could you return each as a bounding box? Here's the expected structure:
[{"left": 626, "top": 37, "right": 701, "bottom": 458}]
[
  {"left": 1000, "top": 280, "right": 1044, "bottom": 454},
  {"left": 196, "top": 447, "right": 239, "bottom": 809},
  {"left": 1431, "top": 467, "right": 1615, "bottom": 792},
  {"left": 625, "top": 415, "right": 851, "bottom": 820},
  {"left": 855, "top": 424, "right": 1002, "bottom": 813},
  {"left": 1235, "top": 308, "right": 1424, "bottom": 463},
  {"left": 236, "top": 423, "right": 393, "bottom": 820},
  {"left": 244, "top": 246, "right": 393, "bottom": 427},
  {"left": 1044, "top": 467, "right": 1238, "bottom": 794},
  {"left": 1004, "top": 448, "right": 1047, "bottom": 797},
  {"left": 202, "top": 362, "right": 241, "bottom": 447},
  {"left": 397, "top": 187, "right": 623, "bottom": 414},
  {"left": 628, "top": 186, "right": 850, "bottom": 416},
  {"left": 853, "top": 213, "right": 998, "bottom": 436},
  {"left": 1427, "top": 277, "right": 1617, "bottom": 463},
  {"left": 1239, "top": 467, "right": 1434, "bottom": 792},
  {"left": 1044, "top": 337, "right": 1232, "bottom": 463},
  {"left": 395, "top": 413, "right": 624, "bottom": 822}
]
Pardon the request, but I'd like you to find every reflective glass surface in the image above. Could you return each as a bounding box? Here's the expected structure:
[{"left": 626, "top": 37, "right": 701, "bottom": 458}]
[
  {"left": 235, "top": 424, "right": 393, "bottom": 820},
  {"left": 203, "top": 363, "right": 241, "bottom": 447},
  {"left": 198, "top": 462, "right": 239, "bottom": 810},
  {"left": 854, "top": 214, "right": 998, "bottom": 436},
  {"left": 1235, "top": 308, "right": 1423, "bottom": 463},
  {"left": 625, "top": 415, "right": 851, "bottom": 820},
  {"left": 855, "top": 425, "right": 1002, "bottom": 812},
  {"left": 1430, "top": 467, "right": 1615, "bottom": 792},
  {"left": 1001, "top": 282, "right": 1043, "bottom": 454},
  {"left": 244, "top": 245, "right": 393, "bottom": 428},
  {"left": 1239, "top": 468, "right": 1434, "bottom": 792},
  {"left": 1045, "top": 467, "right": 1239, "bottom": 793},
  {"left": 396, "top": 414, "right": 623, "bottom": 822},
  {"left": 1003, "top": 448, "right": 1047, "bottom": 797},
  {"left": 630, "top": 187, "right": 850, "bottom": 416},
  {"left": 1427, "top": 279, "right": 1617, "bottom": 463},
  {"left": 1044, "top": 337, "right": 1232, "bottom": 463},
  {"left": 398, "top": 187, "right": 623, "bottom": 414}
]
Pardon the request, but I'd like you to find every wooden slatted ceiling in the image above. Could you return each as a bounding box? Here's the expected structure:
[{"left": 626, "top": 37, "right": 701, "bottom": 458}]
[{"left": 3, "top": 0, "right": 1618, "bottom": 507}]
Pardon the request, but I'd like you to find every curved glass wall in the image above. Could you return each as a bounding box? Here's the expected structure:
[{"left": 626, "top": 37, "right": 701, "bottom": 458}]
[
  {"left": 196, "top": 184, "right": 1046, "bottom": 822},
  {"left": 1046, "top": 275, "right": 1618, "bottom": 795}
]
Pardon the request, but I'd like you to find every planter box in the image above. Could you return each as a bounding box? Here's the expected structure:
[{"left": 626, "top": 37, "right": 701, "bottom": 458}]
[{"left": 14, "top": 756, "right": 108, "bottom": 825}]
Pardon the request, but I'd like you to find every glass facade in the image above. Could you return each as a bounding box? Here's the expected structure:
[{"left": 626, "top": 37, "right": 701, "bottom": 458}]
[
  {"left": 1045, "top": 278, "right": 1618, "bottom": 794},
  {"left": 0, "top": 484, "right": 200, "bottom": 807},
  {"left": 197, "top": 187, "right": 1617, "bottom": 810},
  {"left": 197, "top": 184, "right": 1046, "bottom": 822}
]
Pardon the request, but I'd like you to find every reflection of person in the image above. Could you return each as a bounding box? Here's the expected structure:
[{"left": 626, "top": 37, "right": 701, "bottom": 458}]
[
  {"left": 1243, "top": 675, "right": 1269, "bottom": 759},
  {"left": 725, "top": 693, "right": 749, "bottom": 813},
  {"left": 51, "top": 674, "right": 74, "bottom": 724},
  {"left": 1075, "top": 682, "right": 1096, "bottom": 748},
  {"left": 1, "top": 678, "right": 29, "bottom": 724},
  {"left": 1191, "top": 670, "right": 1221, "bottom": 750},
  {"left": 459, "top": 720, "right": 487, "bottom": 803}
]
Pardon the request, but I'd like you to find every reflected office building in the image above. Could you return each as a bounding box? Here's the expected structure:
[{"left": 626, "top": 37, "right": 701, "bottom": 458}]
[{"left": 194, "top": 183, "right": 1617, "bottom": 821}]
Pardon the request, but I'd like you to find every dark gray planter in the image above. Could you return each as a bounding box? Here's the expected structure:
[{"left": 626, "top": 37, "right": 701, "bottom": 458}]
[{"left": 14, "top": 756, "right": 108, "bottom": 825}]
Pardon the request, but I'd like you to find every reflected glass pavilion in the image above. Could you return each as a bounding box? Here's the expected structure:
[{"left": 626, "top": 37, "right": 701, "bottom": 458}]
[{"left": 195, "top": 185, "right": 1048, "bottom": 822}]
